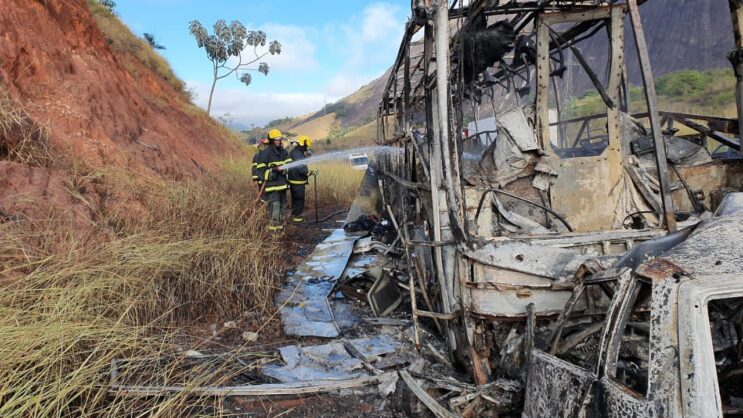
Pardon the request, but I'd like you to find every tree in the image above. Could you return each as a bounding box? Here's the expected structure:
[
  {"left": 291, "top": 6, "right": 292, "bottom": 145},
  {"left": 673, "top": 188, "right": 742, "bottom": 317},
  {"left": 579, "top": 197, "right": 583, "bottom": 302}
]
[
  {"left": 188, "top": 20, "right": 281, "bottom": 115},
  {"left": 143, "top": 33, "right": 166, "bottom": 50},
  {"left": 218, "top": 112, "right": 235, "bottom": 127},
  {"left": 98, "top": 0, "right": 116, "bottom": 15}
]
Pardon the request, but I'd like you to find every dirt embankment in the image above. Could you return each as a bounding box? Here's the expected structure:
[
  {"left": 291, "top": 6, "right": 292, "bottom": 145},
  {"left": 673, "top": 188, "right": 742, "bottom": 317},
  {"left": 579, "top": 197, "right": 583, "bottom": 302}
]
[{"left": 0, "top": 0, "right": 239, "bottom": 228}]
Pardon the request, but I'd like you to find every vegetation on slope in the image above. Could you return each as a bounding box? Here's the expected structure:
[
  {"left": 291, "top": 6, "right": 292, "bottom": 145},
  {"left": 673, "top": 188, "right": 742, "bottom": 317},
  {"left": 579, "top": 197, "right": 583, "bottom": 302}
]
[
  {"left": 86, "top": 0, "right": 188, "bottom": 99},
  {"left": 1, "top": 132, "right": 363, "bottom": 417},
  {"left": 306, "top": 161, "right": 366, "bottom": 209},
  {"left": 0, "top": 157, "right": 283, "bottom": 416},
  {"left": 567, "top": 68, "right": 737, "bottom": 118}
]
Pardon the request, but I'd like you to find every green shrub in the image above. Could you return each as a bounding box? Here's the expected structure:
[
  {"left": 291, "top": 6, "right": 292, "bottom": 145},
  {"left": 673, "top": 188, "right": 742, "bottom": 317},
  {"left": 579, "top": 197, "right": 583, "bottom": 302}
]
[{"left": 656, "top": 70, "right": 709, "bottom": 97}]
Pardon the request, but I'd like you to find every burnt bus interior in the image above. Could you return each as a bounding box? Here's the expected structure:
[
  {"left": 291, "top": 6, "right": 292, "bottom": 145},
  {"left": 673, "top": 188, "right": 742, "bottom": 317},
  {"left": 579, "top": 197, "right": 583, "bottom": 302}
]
[{"left": 370, "top": 0, "right": 743, "bottom": 396}]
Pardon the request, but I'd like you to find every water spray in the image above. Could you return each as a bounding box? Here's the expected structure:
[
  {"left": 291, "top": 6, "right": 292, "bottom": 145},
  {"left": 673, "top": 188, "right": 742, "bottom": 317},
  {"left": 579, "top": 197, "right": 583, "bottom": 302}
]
[{"left": 278, "top": 146, "right": 404, "bottom": 171}]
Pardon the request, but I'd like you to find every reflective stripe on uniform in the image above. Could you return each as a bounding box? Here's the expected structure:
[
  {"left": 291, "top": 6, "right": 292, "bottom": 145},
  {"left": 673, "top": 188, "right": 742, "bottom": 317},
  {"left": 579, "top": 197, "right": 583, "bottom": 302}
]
[
  {"left": 267, "top": 225, "right": 283, "bottom": 231},
  {"left": 288, "top": 179, "right": 308, "bottom": 185},
  {"left": 292, "top": 217, "right": 303, "bottom": 223},
  {"left": 265, "top": 185, "right": 288, "bottom": 192},
  {"left": 254, "top": 163, "right": 266, "bottom": 168},
  {"left": 267, "top": 158, "right": 292, "bottom": 167}
]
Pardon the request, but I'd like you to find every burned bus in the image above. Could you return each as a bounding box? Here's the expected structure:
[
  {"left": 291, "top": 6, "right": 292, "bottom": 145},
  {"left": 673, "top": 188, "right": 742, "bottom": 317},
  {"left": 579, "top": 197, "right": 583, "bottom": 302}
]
[{"left": 370, "top": 0, "right": 743, "bottom": 414}]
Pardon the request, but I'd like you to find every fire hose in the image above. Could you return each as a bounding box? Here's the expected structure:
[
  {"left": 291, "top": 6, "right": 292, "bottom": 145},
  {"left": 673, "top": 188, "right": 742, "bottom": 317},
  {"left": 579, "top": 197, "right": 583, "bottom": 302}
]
[
  {"left": 312, "top": 171, "right": 318, "bottom": 223},
  {"left": 255, "top": 179, "right": 268, "bottom": 206}
]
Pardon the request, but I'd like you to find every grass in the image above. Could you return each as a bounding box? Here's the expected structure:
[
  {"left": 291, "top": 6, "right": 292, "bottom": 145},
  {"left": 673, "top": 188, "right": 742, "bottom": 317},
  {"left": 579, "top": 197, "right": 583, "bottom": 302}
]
[
  {"left": 286, "top": 113, "right": 337, "bottom": 142},
  {"left": 0, "top": 157, "right": 283, "bottom": 417},
  {"left": 566, "top": 68, "right": 738, "bottom": 119},
  {"left": 86, "top": 0, "right": 187, "bottom": 99},
  {"left": 305, "top": 161, "right": 366, "bottom": 209},
  {"left": 0, "top": 151, "right": 365, "bottom": 416},
  {"left": 312, "top": 121, "right": 377, "bottom": 152},
  {"left": 0, "top": 90, "right": 53, "bottom": 167}
]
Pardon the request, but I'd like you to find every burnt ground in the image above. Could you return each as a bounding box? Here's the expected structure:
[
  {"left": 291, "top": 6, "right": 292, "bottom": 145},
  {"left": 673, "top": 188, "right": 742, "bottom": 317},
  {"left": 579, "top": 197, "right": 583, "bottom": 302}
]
[{"left": 167, "top": 207, "right": 410, "bottom": 417}]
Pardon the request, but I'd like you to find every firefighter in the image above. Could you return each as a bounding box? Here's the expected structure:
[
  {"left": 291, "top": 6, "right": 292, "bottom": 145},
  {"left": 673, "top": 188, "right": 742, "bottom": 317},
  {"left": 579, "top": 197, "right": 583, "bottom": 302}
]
[
  {"left": 251, "top": 138, "right": 269, "bottom": 202},
  {"left": 255, "top": 129, "right": 291, "bottom": 231},
  {"left": 287, "top": 135, "right": 313, "bottom": 223}
]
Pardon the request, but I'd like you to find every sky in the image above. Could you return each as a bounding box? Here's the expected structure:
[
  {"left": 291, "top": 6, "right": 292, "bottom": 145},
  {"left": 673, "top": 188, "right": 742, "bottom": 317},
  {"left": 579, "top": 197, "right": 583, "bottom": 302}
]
[{"left": 115, "top": 0, "right": 410, "bottom": 128}]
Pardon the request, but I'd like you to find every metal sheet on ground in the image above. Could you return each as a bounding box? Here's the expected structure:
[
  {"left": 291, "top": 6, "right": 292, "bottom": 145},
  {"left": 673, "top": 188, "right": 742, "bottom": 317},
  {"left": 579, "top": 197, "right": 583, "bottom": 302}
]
[
  {"left": 261, "top": 335, "right": 402, "bottom": 383},
  {"left": 276, "top": 229, "right": 358, "bottom": 338}
]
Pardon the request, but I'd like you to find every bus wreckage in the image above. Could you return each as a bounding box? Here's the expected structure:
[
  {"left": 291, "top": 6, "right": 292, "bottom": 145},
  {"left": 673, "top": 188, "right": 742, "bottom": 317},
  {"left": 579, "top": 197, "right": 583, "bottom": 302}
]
[{"left": 365, "top": 0, "right": 743, "bottom": 415}]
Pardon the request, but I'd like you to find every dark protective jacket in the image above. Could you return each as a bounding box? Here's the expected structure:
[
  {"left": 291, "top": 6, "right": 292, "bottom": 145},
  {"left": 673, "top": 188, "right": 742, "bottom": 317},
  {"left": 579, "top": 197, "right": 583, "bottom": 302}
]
[
  {"left": 251, "top": 152, "right": 262, "bottom": 182},
  {"left": 287, "top": 146, "right": 310, "bottom": 185},
  {"left": 255, "top": 146, "right": 291, "bottom": 192}
]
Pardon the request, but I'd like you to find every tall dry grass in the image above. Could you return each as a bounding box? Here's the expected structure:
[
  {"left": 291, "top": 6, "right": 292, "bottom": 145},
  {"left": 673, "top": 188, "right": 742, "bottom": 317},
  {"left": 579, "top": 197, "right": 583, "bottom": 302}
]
[
  {"left": 0, "top": 157, "right": 283, "bottom": 417},
  {"left": 0, "top": 90, "right": 53, "bottom": 167},
  {"left": 304, "top": 161, "right": 366, "bottom": 210}
]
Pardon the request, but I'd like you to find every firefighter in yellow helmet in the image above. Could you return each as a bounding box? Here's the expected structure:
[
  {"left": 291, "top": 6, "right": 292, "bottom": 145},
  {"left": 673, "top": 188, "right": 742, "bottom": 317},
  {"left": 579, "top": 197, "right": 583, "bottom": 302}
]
[
  {"left": 255, "top": 129, "right": 292, "bottom": 230},
  {"left": 287, "top": 135, "right": 314, "bottom": 222},
  {"left": 251, "top": 138, "right": 269, "bottom": 202}
]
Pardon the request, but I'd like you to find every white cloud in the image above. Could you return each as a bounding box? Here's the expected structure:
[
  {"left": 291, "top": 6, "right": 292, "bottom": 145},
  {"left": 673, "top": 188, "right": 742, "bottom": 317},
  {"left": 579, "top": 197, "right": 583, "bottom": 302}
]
[
  {"left": 188, "top": 81, "right": 327, "bottom": 126},
  {"left": 322, "top": 2, "right": 406, "bottom": 99},
  {"left": 361, "top": 4, "right": 402, "bottom": 43},
  {"left": 325, "top": 72, "right": 372, "bottom": 98},
  {"left": 337, "top": 3, "right": 406, "bottom": 68},
  {"left": 224, "top": 23, "right": 318, "bottom": 75},
  {"left": 259, "top": 23, "right": 319, "bottom": 72}
]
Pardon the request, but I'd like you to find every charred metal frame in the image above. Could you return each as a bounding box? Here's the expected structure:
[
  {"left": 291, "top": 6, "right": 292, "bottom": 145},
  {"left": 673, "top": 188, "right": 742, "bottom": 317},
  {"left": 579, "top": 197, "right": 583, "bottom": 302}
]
[{"left": 375, "top": 0, "right": 743, "bottom": 386}]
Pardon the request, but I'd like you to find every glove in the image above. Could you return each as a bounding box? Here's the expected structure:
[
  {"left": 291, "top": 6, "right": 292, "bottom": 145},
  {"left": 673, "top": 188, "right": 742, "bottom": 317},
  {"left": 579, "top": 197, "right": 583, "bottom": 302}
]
[
  {"left": 309, "top": 170, "right": 319, "bottom": 176},
  {"left": 272, "top": 166, "right": 283, "bottom": 173}
]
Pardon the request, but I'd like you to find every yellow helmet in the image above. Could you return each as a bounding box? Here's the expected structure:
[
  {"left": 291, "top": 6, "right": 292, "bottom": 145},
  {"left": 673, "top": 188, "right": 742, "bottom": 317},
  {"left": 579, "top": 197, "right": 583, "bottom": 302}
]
[
  {"left": 296, "top": 135, "right": 312, "bottom": 147},
  {"left": 268, "top": 129, "right": 283, "bottom": 140}
]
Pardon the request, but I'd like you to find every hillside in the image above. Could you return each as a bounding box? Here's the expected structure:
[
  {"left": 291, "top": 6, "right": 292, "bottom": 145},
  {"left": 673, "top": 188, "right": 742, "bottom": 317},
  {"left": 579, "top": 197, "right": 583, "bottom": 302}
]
[
  {"left": 248, "top": 69, "right": 389, "bottom": 148},
  {"left": 0, "top": 0, "right": 238, "bottom": 227}
]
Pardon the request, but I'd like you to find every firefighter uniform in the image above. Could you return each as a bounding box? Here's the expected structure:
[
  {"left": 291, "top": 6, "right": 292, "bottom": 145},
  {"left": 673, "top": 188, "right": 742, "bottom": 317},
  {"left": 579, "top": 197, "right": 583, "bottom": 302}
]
[
  {"left": 252, "top": 138, "right": 269, "bottom": 202},
  {"left": 255, "top": 130, "right": 292, "bottom": 230},
  {"left": 287, "top": 143, "right": 310, "bottom": 222}
]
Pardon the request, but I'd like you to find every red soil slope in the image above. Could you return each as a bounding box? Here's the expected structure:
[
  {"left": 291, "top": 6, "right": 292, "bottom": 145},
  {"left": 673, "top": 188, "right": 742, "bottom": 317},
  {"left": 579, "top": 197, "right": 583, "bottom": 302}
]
[{"left": 0, "top": 0, "right": 238, "bottom": 227}]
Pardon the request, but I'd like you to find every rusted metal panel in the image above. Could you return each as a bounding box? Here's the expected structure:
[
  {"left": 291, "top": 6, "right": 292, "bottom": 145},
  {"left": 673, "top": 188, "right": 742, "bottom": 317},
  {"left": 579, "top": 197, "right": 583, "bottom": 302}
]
[
  {"left": 674, "top": 161, "right": 739, "bottom": 212},
  {"left": 549, "top": 152, "right": 626, "bottom": 232},
  {"left": 537, "top": 7, "right": 630, "bottom": 232},
  {"left": 464, "top": 187, "right": 493, "bottom": 237},
  {"left": 635, "top": 258, "right": 687, "bottom": 283}
]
